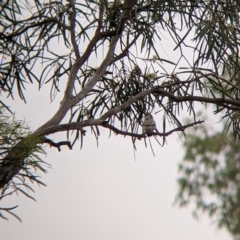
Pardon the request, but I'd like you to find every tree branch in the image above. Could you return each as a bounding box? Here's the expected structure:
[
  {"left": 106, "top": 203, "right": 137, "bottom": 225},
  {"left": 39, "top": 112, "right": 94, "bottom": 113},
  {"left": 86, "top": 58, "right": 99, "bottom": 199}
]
[
  {"left": 36, "top": 34, "right": 119, "bottom": 132},
  {"left": 121, "top": 0, "right": 138, "bottom": 20},
  {"left": 110, "top": 29, "right": 143, "bottom": 64},
  {"left": 36, "top": 1, "right": 140, "bottom": 132},
  {"left": 36, "top": 114, "right": 204, "bottom": 139},
  {"left": 1, "top": 17, "right": 71, "bottom": 40},
  {"left": 43, "top": 137, "right": 73, "bottom": 152},
  {"left": 99, "top": 85, "right": 240, "bottom": 121},
  {"left": 36, "top": 80, "right": 240, "bottom": 137},
  {"left": 154, "top": 88, "right": 240, "bottom": 107},
  {"left": 101, "top": 120, "right": 204, "bottom": 138},
  {"left": 69, "top": 0, "right": 80, "bottom": 59}
]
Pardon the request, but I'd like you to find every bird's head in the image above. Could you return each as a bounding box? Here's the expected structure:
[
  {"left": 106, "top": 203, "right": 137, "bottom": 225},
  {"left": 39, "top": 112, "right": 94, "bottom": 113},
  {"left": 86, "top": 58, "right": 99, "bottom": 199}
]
[{"left": 144, "top": 113, "right": 153, "bottom": 120}]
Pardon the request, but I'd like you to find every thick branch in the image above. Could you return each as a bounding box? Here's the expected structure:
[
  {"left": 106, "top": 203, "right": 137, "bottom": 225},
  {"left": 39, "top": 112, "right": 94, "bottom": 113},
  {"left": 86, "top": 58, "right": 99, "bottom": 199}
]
[
  {"left": 36, "top": 119, "right": 104, "bottom": 136},
  {"left": 154, "top": 88, "right": 240, "bottom": 107},
  {"left": 36, "top": 1, "right": 139, "bottom": 132},
  {"left": 36, "top": 83, "right": 240, "bottom": 136},
  {"left": 36, "top": 34, "right": 119, "bottom": 132},
  {"left": 63, "top": 32, "right": 101, "bottom": 100},
  {"left": 35, "top": 113, "right": 204, "bottom": 139},
  {"left": 99, "top": 86, "right": 240, "bottom": 121}
]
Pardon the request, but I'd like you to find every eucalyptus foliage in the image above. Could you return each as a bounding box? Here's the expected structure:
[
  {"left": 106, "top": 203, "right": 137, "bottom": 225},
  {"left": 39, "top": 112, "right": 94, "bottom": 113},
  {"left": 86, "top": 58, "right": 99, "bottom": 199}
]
[
  {"left": 0, "top": 107, "right": 48, "bottom": 222},
  {"left": 177, "top": 119, "right": 240, "bottom": 238},
  {"left": 1, "top": 0, "right": 240, "bottom": 229}
]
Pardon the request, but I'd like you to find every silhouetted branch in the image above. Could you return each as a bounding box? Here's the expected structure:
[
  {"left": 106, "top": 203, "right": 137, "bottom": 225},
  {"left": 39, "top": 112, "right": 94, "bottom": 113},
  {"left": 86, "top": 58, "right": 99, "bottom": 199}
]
[
  {"left": 0, "top": 205, "right": 21, "bottom": 222},
  {"left": 69, "top": 0, "right": 80, "bottom": 59},
  {"left": 1, "top": 17, "right": 71, "bottom": 40},
  {"left": 43, "top": 138, "right": 72, "bottom": 152},
  {"left": 101, "top": 120, "right": 204, "bottom": 138}
]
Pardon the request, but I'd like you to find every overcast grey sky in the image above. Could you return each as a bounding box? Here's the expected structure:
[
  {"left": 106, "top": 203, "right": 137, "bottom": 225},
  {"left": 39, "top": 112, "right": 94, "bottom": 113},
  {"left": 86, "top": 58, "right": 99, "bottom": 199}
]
[
  {"left": 0, "top": 1, "right": 233, "bottom": 238},
  {"left": 1, "top": 87, "right": 231, "bottom": 240}
]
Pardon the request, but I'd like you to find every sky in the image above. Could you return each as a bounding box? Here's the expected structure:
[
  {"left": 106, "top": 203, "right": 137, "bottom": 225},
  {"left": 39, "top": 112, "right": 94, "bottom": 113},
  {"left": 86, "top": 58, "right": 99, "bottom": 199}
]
[
  {"left": 0, "top": 85, "right": 232, "bottom": 240},
  {"left": 0, "top": 1, "right": 233, "bottom": 239}
]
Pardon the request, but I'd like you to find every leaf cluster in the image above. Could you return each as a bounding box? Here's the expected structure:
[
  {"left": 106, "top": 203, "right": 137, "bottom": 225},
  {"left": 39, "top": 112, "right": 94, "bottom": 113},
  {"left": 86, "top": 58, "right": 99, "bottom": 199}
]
[
  {"left": 0, "top": 107, "right": 49, "bottom": 222},
  {"left": 176, "top": 119, "right": 240, "bottom": 238},
  {"left": 0, "top": 0, "right": 240, "bottom": 118}
]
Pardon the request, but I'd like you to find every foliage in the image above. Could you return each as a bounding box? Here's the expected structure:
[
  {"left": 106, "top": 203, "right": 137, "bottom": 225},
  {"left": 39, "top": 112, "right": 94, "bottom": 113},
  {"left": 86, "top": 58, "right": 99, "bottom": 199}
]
[
  {"left": 0, "top": 107, "right": 48, "bottom": 222},
  {"left": 0, "top": 0, "right": 240, "bottom": 230},
  {"left": 176, "top": 116, "right": 240, "bottom": 238},
  {"left": 176, "top": 44, "right": 240, "bottom": 238}
]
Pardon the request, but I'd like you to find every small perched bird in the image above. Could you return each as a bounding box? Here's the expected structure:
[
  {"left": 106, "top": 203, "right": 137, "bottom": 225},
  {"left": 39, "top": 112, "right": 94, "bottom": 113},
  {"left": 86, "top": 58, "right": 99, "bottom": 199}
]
[{"left": 142, "top": 113, "right": 156, "bottom": 136}]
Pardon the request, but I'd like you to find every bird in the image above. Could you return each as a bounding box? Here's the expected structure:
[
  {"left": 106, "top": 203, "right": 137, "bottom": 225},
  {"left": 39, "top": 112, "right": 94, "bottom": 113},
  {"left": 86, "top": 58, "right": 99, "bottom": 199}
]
[{"left": 142, "top": 113, "right": 156, "bottom": 136}]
